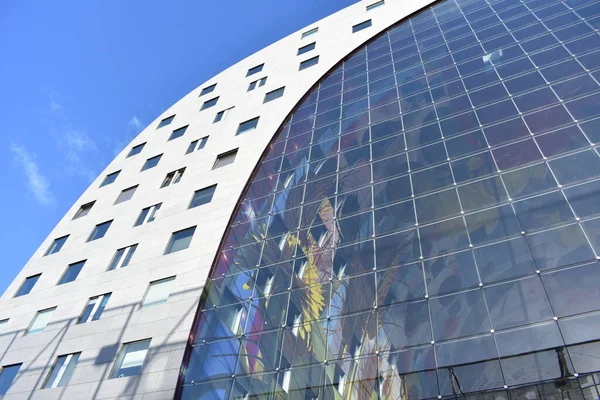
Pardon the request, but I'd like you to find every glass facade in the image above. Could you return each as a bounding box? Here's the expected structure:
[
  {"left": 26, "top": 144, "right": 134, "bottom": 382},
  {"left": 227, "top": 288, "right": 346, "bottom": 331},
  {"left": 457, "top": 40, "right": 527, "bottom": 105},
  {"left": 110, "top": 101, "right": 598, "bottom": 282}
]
[{"left": 179, "top": 0, "right": 600, "bottom": 398}]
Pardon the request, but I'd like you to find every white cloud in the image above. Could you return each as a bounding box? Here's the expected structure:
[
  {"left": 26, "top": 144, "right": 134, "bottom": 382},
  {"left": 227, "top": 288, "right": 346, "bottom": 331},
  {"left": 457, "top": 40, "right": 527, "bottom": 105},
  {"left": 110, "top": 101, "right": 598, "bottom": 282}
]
[
  {"left": 127, "top": 116, "right": 143, "bottom": 133},
  {"left": 9, "top": 143, "right": 55, "bottom": 205}
]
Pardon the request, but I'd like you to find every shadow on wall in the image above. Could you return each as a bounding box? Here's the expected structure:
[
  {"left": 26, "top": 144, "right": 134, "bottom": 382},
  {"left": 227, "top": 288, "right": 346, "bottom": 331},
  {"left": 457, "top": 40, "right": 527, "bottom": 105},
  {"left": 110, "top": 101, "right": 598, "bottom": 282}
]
[{"left": 0, "top": 286, "right": 202, "bottom": 400}]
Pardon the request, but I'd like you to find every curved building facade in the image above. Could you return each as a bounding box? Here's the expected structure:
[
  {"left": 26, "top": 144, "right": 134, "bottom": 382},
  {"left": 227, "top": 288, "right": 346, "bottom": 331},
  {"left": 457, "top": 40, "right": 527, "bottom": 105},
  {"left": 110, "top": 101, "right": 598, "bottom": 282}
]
[{"left": 1, "top": 0, "right": 600, "bottom": 399}]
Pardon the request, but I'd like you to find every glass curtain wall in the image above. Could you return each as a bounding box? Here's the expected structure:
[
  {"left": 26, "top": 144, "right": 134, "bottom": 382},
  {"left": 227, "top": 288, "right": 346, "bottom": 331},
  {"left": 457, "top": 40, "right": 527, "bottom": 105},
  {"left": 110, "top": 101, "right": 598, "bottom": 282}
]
[{"left": 179, "top": 0, "right": 600, "bottom": 397}]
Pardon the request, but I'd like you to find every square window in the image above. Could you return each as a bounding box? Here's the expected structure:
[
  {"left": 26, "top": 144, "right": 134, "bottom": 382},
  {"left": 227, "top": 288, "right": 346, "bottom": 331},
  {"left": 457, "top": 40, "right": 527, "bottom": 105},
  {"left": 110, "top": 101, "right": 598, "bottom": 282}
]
[
  {"left": 298, "top": 42, "right": 316, "bottom": 56},
  {"left": 247, "top": 63, "right": 264, "bottom": 77},
  {"left": 126, "top": 143, "right": 145, "bottom": 158},
  {"left": 25, "top": 307, "right": 56, "bottom": 335},
  {"left": 264, "top": 87, "right": 285, "bottom": 103},
  {"left": 44, "top": 235, "right": 69, "bottom": 256},
  {"left": 100, "top": 171, "right": 120, "bottom": 187},
  {"left": 168, "top": 125, "right": 188, "bottom": 141},
  {"left": 42, "top": 353, "right": 80, "bottom": 389},
  {"left": 302, "top": 27, "right": 318, "bottom": 39},
  {"left": 165, "top": 227, "right": 196, "bottom": 254},
  {"left": 57, "top": 260, "right": 85, "bottom": 285},
  {"left": 214, "top": 106, "right": 234, "bottom": 123},
  {"left": 237, "top": 117, "right": 260, "bottom": 135},
  {"left": 157, "top": 115, "right": 175, "bottom": 128},
  {"left": 248, "top": 77, "right": 268, "bottom": 91},
  {"left": 189, "top": 185, "right": 217, "bottom": 208},
  {"left": 213, "top": 149, "right": 238, "bottom": 169},
  {"left": 0, "top": 364, "right": 21, "bottom": 395},
  {"left": 87, "top": 220, "right": 112, "bottom": 242},
  {"left": 353, "top": 19, "right": 372, "bottom": 33},
  {"left": 114, "top": 185, "right": 138, "bottom": 204},
  {"left": 107, "top": 244, "right": 137, "bottom": 271},
  {"left": 14, "top": 274, "right": 41, "bottom": 297},
  {"left": 141, "top": 277, "right": 175, "bottom": 308},
  {"left": 161, "top": 168, "right": 185, "bottom": 188},
  {"left": 141, "top": 154, "right": 162, "bottom": 171},
  {"left": 200, "top": 83, "right": 217, "bottom": 96},
  {"left": 73, "top": 201, "right": 95, "bottom": 219},
  {"left": 134, "top": 203, "right": 162, "bottom": 226},
  {"left": 201, "top": 97, "right": 219, "bottom": 111},
  {"left": 186, "top": 136, "right": 208, "bottom": 154},
  {"left": 110, "top": 339, "right": 151, "bottom": 378},
  {"left": 299, "top": 56, "right": 320, "bottom": 70},
  {"left": 78, "top": 293, "right": 111, "bottom": 323},
  {"left": 366, "top": 0, "right": 385, "bottom": 10}
]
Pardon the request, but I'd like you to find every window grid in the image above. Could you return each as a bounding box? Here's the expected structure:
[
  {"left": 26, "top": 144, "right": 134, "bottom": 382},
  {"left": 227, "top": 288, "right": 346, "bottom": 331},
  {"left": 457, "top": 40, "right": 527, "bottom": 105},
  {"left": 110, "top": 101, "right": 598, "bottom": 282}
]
[
  {"left": 214, "top": 107, "right": 234, "bottom": 123},
  {"left": 44, "top": 235, "right": 68, "bottom": 256},
  {"left": 78, "top": 293, "right": 111, "bottom": 323},
  {"left": 107, "top": 244, "right": 138, "bottom": 271},
  {"left": 134, "top": 203, "right": 162, "bottom": 227},
  {"left": 186, "top": 136, "right": 209, "bottom": 154},
  {"left": 161, "top": 168, "right": 186, "bottom": 188},
  {"left": 248, "top": 77, "right": 267, "bottom": 91},
  {"left": 180, "top": 0, "right": 600, "bottom": 397},
  {"left": 42, "top": 353, "right": 80, "bottom": 389}
]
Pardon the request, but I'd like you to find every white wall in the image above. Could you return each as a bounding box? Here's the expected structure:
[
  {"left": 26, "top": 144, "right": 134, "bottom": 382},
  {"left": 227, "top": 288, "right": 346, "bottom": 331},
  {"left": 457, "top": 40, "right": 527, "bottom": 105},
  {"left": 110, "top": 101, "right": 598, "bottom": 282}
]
[{"left": 0, "top": 0, "right": 435, "bottom": 398}]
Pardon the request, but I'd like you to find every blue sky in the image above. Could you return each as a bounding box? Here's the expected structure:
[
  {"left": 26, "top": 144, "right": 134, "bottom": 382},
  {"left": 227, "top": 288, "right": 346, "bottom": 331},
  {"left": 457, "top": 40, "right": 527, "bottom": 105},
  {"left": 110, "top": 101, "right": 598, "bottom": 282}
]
[{"left": 0, "top": 0, "right": 357, "bottom": 294}]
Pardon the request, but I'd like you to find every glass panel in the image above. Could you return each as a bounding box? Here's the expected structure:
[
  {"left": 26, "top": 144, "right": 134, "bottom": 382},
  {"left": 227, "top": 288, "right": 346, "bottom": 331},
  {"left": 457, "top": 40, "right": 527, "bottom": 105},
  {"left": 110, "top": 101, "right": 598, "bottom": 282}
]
[{"left": 429, "top": 289, "right": 491, "bottom": 341}]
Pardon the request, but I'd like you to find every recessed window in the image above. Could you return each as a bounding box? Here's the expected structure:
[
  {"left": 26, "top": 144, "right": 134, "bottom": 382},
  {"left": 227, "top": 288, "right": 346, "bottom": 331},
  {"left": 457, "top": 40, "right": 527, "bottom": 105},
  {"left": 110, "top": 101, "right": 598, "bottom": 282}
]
[
  {"left": 246, "top": 63, "right": 264, "bottom": 77},
  {"left": 168, "top": 125, "right": 188, "bottom": 141},
  {"left": 107, "top": 244, "right": 137, "bottom": 271},
  {"left": 157, "top": 115, "right": 175, "bottom": 128},
  {"left": 366, "top": 0, "right": 385, "bottom": 10},
  {"left": 127, "top": 143, "right": 145, "bottom": 158},
  {"left": 110, "top": 339, "right": 151, "bottom": 379},
  {"left": 298, "top": 42, "right": 316, "bottom": 56},
  {"left": 201, "top": 96, "right": 219, "bottom": 111},
  {"left": 264, "top": 87, "right": 285, "bottom": 103},
  {"left": 42, "top": 352, "right": 80, "bottom": 389},
  {"left": 100, "top": 171, "right": 120, "bottom": 187},
  {"left": 165, "top": 227, "right": 196, "bottom": 254},
  {"left": 186, "top": 136, "right": 208, "bottom": 154},
  {"left": 25, "top": 307, "right": 56, "bottom": 335},
  {"left": 73, "top": 201, "right": 95, "bottom": 219},
  {"left": 15, "top": 274, "right": 41, "bottom": 297},
  {"left": 189, "top": 185, "right": 217, "bottom": 208},
  {"left": 299, "top": 56, "right": 319, "bottom": 70},
  {"left": 44, "top": 235, "right": 69, "bottom": 256},
  {"left": 0, "top": 320, "right": 8, "bottom": 332},
  {"left": 114, "top": 185, "right": 138, "bottom": 204},
  {"left": 141, "top": 154, "right": 162, "bottom": 171},
  {"left": 57, "top": 260, "right": 85, "bottom": 285},
  {"left": 141, "top": 277, "right": 175, "bottom": 308},
  {"left": 78, "top": 293, "right": 111, "bottom": 323},
  {"left": 237, "top": 117, "right": 259, "bottom": 135},
  {"left": 161, "top": 168, "right": 185, "bottom": 188},
  {"left": 353, "top": 19, "right": 372, "bottom": 33},
  {"left": 213, "top": 149, "right": 238, "bottom": 169},
  {"left": 134, "top": 203, "right": 161, "bottom": 227},
  {"left": 200, "top": 83, "right": 217, "bottom": 96},
  {"left": 302, "top": 27, "right": 318, "bottom": 39},
  {"left": 214, "top": 107, "right": 234, "bottom": 123},
  {"left": 0, "top": 364, "right": 21, "bottom": 396},
  {"left": 87, "top": 220, "right": 112, "bottom": 242},
  {"left": 248, "top": 77, "right": 267, "bottom": 91}
]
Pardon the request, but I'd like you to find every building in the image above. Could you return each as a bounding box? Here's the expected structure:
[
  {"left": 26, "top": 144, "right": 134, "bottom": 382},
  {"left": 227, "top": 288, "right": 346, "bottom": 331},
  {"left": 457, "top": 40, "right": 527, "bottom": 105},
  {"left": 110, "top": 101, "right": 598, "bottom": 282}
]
[{"left": 1, "top": 0, "right": 600, "bottom": 398}]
